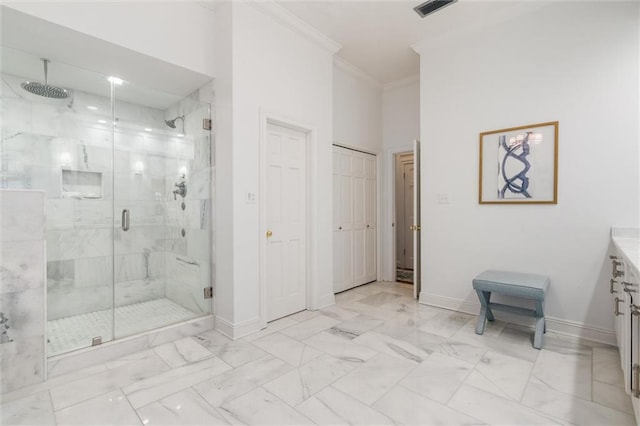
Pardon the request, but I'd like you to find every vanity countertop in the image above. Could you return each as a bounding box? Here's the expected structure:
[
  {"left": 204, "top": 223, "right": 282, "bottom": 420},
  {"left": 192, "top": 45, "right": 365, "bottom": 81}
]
[{"left": 612, "top": 227, "right": 640, "bottom": 278}]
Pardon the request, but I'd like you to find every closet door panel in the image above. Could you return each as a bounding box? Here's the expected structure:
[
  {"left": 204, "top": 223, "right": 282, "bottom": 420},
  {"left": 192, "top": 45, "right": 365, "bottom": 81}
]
[
  {"left": 340, "top": 230, "right": 354, "bottom": 291},
  {"left": 353, "top": 175, "right": 366, "bottom": 230},
  {"left": 365, "top": 177, "right": 376, "bottom": 228},
  {"left": 332, "top": 150, "right": 341, "bottom": 231},
  {"left": 340, "top": 174, "right": 353, "bottom": 232},
  {"left": 353, "top": 228, "right": 366, "bottom": 285},
  {"left": 365, "top": 227, "right": 376, "bottom": 281},
  {"left": 333, "top": 228, "right": 342, "bottom": 291},
  {"left": 332, "top": 146, "right": 377, "bottom": 293}
]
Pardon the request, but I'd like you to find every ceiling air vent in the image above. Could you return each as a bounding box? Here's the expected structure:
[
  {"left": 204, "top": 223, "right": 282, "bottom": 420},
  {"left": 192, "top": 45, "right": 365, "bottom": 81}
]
[{"left": 414, "top": 0, "right": 457, "bottom": 18}]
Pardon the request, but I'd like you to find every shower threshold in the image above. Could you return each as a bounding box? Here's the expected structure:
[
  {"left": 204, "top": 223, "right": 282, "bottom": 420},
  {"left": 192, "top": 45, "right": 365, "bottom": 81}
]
[{"left": 47, "top": 298, "right": 198, "bottom": 357}]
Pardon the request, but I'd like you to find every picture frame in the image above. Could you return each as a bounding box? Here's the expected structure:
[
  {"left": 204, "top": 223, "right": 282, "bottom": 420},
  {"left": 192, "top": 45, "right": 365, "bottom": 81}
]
[{"left": 479, "top": 121, "right": 558, "bottom": 204}]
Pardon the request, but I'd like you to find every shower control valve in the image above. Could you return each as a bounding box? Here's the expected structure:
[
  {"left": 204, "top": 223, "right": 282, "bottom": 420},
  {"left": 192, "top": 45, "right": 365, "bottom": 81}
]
[{"left": 173, "top": 181, "right": 187, "bottom": 200}]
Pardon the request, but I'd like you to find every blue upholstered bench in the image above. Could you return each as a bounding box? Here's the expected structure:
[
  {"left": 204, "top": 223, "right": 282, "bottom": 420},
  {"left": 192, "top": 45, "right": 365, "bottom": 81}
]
[{"left": 473, "top": 270, "right": 550, "bottom": 349}]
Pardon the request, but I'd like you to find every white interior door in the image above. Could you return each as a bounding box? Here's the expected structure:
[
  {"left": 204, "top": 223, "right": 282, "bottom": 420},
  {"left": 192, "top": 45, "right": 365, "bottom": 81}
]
[
  {"left": 332, "top": 146, "right": 376, "bottom": 292},
  {"left": 364, "top": 155, "right": 377, "bottom": 282},
  {"left": 332, "top": 149, "right": 342, "bottom": 289},
  {"left": 333, "top": 147, "right": 354, "bottom": 293},
  {"left": 265, "top": 123, "right": 307, "bottom": 321},
  {"left": 413, "top": 140, "right": 421, "bottom": 299},
  {"left": 352, "top": 153, "right": 366, "bottom": 285}
]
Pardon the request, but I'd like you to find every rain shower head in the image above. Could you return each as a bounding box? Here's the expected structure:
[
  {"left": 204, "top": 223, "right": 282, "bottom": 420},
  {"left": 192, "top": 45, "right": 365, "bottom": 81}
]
[
  {"left": 164, "top": 115, "right": 184, "bottom": 129},
  {"left": 21, "top": 58, "right": 69, "bottom": 99}
]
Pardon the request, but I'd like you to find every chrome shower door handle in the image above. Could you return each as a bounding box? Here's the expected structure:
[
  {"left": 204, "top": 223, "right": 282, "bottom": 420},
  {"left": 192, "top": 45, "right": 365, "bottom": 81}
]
[{"left": 122, "top": 209, "right": 130, "bottom": 231}]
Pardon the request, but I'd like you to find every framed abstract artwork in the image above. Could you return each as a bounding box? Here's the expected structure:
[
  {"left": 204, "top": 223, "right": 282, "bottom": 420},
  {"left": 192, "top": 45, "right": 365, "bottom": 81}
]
[{"left": 479, "top": 121, "right": 558, "bottom": 204}]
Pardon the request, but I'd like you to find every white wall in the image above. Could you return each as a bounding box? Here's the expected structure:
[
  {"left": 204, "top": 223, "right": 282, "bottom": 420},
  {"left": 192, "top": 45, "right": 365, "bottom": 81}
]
[
  {"left": 333, "top": 61, "right": 383, "bottom": 153},
  {"left": 382, "top": 78, "right": 420, "bottom": 152},
  {"left": 3, "top": 2, "right": 216, "bottom": 76},
  {"left": 380, "top": 78, "right": 420, "bottom": 280},
  {"left": 212, "top": 2, "right": 235, "bottom": 331},
  {"left": 214, "top": 2, "right": 337, "bottom": 337},
  {"left": 414, "top": 1, "right": 639, "bottom": 340},
  {"left": 8, "top": 0, "right": 337, "bottom": 340}
]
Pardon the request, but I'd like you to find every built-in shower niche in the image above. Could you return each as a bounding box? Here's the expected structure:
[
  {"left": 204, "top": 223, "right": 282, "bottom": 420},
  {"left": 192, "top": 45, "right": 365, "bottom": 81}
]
[{"left": 61, "top": 169, "right": 103, "bottom": 199}]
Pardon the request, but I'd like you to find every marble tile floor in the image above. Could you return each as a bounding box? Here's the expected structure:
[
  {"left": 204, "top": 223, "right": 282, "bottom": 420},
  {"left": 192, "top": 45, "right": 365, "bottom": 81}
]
[
  {"left": 48, "top": 299, "right": 199, "bottom": 356},
  {"left": 2, "top": 281, "right": 636, "bottom": 425}
]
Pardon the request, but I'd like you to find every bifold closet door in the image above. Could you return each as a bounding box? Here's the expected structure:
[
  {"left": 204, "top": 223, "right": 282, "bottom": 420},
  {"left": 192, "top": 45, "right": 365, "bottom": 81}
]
[
  {"left": 333, "top": 147, "right": 354, "bottom": 293},
  {"left": 364, "top": 155, "right": 377, "bottom": 283},
  {"left": 352, "top": 153, "right": 367, "bottom": 286},
  {"left": 332, "top": 146, "right": 376, "bottom": 293}
]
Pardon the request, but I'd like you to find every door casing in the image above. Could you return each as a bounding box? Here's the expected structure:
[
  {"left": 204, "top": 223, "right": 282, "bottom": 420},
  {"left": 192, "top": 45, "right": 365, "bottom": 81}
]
[
  {"left": 384, "top": 144, "right": 421, "bottom": 297},
  {"left": 395, "top": 152, "right": 414, "bottom": 270}
]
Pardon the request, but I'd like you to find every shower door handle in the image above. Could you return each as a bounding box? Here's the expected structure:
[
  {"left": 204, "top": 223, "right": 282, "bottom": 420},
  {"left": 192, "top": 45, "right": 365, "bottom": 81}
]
[{"left": 122, "top": 209, "right": 130, "bottom": 231}]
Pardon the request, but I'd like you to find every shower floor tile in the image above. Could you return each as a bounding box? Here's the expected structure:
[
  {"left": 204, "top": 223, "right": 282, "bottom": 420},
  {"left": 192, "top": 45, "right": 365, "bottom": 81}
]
[{"left": 48, "top": 299, "right": 198, "bottom": 356}]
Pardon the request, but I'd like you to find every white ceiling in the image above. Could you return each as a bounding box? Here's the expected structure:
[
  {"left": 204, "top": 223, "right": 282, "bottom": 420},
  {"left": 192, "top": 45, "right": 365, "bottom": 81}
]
[
  {"left": 0, "top": 1, "right": 551, "bottom": 99},
  {"left": 277, "top": 0, "right": 551, "bottom": 85}
]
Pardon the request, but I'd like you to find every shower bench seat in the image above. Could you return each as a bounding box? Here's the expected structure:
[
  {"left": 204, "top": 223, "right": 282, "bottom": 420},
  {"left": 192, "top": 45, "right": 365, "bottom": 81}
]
[{"left": 472, "top": 270, "right": 550, "bottom": 349}]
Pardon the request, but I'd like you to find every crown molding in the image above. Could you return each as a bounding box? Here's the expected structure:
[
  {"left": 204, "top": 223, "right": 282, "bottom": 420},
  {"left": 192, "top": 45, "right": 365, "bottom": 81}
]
[
  {"left": 383, "top": 74, "right": 419, "bottom": 91},
  {"left": 249, "top": 1, "right": 342, "bottom": 54},
  {"left": 333, "top": 56, "right": 382, "bottom": 89}
]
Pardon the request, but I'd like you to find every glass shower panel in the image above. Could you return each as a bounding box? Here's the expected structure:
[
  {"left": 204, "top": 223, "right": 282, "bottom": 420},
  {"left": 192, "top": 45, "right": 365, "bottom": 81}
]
[
  {"left": 112, "top": 80, "right": 212, "bottom": 339},
  {"left": 0, "top": 46, "right": 115, "bottom": 356}
]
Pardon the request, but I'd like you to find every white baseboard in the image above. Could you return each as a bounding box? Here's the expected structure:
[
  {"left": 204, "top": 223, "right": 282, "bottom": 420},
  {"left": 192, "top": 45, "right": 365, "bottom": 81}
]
[
  {"left": 419, "top": 292, "right": 616, "bottom": 346},
  {"left": 317, "top": 292, "right": 336, "bottom": 311},
  {"left": 215, "top": 315, "right": 261, "bottom": 340}
]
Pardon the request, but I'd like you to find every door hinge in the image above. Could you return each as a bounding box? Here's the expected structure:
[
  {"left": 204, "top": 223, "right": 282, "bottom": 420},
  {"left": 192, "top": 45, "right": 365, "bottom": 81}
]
[
  {"left": 203, "top": 118, "right": 212, "bottom": 131},
  {"left": 204, "top": 287, "right": 213, "bottom": 299}
]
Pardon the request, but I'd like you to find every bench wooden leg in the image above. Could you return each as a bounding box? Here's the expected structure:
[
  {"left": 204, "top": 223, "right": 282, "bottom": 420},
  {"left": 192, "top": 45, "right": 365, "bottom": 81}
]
[
  {"left": 533, "top": 299, "right": 545, "bottom": 349},
  {"left": 475, "top": 289, "right": 494, "bottom": 335}
]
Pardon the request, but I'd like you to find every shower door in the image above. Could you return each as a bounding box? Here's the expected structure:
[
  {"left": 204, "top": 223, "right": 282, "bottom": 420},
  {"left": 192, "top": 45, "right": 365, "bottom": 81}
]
[
  {"left": 0, "top": 47, "right": 119, "bottom": 356},
  {"left": 112, "top": 81, "right": 213, "bottom": 339},
  {"left": 1, "top": 46, "right": 213, "bottom": 355}
]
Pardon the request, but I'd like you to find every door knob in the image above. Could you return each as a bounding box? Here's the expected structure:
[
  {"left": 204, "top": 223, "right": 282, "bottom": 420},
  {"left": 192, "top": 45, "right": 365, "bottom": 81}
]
[
  {"left": 266, "top": 230, "right": 273, "bottom": 238},
  {"left": 409, "top": 225, "right": 415, "bottom": 231}
]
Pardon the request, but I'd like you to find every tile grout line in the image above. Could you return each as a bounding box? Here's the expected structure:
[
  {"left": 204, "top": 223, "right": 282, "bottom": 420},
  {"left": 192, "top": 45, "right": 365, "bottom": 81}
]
[
  {"left": 399, "top": 382, "right": 485, "bottom": 425},
  {"left": 520, "top": 348, "right": 539, "bottom": 403},
  {"left": 120, "top": 387, "right": 145, "bottom": 426},
  {"left": 46, "top": 389, "right": 57, "bottom": 425}
]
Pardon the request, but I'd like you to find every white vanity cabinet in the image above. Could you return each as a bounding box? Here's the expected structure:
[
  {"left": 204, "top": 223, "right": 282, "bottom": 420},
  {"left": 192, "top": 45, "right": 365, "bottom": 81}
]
[
  {"left": 630, "top": 265, "right": 640, "bottom": 422},
  {"left": 610, "top": 227, "right": 640, "bottom": 425}
]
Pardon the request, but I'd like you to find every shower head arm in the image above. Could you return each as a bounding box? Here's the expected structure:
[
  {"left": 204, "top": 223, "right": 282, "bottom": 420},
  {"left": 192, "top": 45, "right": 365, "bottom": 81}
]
[
  {"left": 165, "top": 115, "right": 185, "bottom": 131},
  {"left": 42, "top": 58, "right": 50, "bottom": 86}
]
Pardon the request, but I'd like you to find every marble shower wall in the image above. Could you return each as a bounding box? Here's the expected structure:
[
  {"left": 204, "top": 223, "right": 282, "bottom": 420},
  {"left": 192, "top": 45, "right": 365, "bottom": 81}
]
[
  {"left": 162, "top": 84, "right": 214, "bottom": 315},
  {"left": 0, "top": 189, "right": 46, "bottom": 393},
  {"left": 1, "top": 72, "right": 205, "bottom": 324}
]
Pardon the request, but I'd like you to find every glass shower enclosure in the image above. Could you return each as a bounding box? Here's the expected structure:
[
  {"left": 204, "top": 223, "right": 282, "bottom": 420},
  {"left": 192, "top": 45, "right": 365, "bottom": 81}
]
[{"left": 1, "top": 46, "right": 214, "bottom": 356}]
